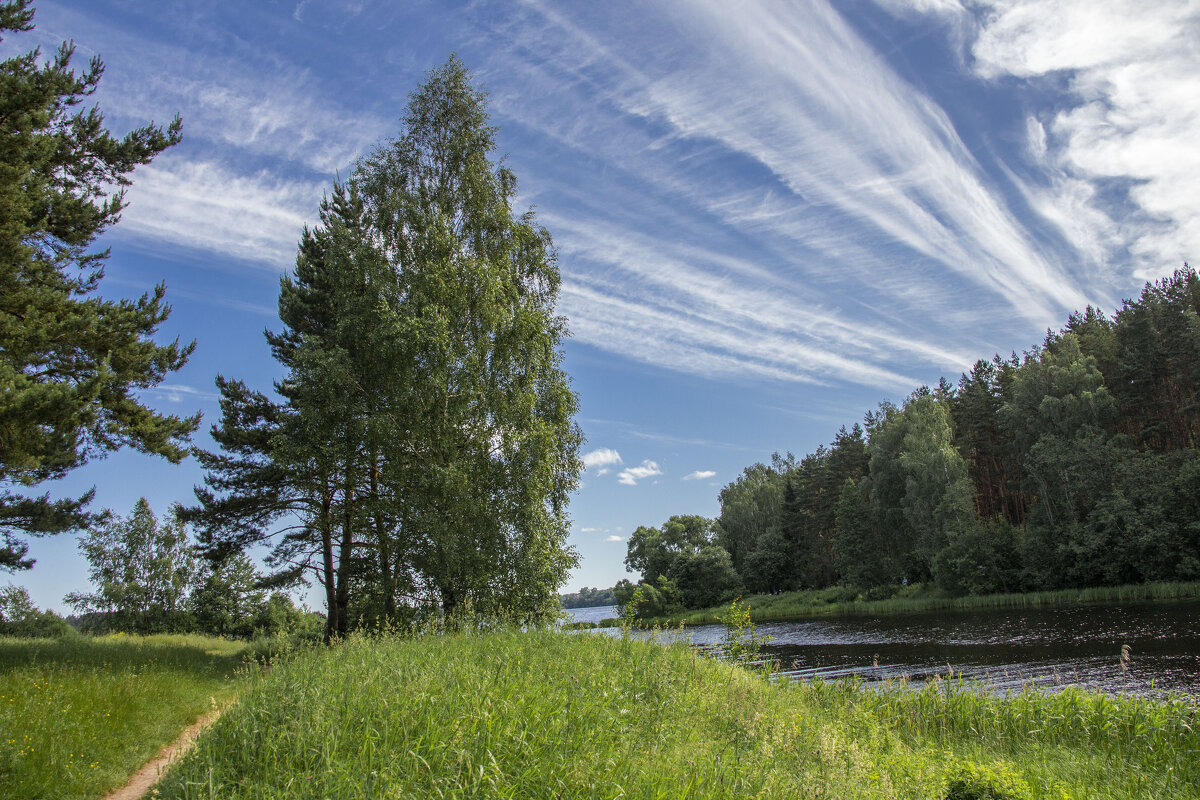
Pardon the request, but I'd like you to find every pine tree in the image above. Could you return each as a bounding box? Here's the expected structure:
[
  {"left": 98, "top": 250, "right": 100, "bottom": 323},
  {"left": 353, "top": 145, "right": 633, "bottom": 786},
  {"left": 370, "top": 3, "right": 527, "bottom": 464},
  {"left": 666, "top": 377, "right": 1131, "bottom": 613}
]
[{"left": 0, "top": 1, "right": 196, "bottom": 570}]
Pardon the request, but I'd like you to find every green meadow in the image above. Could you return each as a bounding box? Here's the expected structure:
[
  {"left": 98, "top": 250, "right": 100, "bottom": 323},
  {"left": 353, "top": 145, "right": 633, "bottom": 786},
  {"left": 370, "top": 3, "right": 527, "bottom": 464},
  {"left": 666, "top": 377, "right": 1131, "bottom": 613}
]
[
  {"left": 0, "top": 634, "right": 253, "bottom": 800},
  {"left": 152, "top": 629, "right": 1198, "bottom": 800}
]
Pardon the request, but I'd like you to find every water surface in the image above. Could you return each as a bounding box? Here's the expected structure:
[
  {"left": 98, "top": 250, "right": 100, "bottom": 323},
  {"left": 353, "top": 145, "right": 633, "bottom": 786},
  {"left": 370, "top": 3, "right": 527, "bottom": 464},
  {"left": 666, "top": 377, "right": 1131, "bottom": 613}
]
[
  {"left": 573, "top": 600, "right": 1200, "bottom": 698},
  {"left": 682, "top": 600, "right": 1200, "bottom": 698}
]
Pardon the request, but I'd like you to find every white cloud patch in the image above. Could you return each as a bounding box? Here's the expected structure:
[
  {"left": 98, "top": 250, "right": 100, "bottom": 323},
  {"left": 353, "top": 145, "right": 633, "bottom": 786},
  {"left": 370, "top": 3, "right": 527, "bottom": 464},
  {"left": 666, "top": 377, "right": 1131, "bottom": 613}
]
[
  {"left": 582, "top": 448, "right": 623, "bottom": 471},
  {"left": 142, "top": 383, "right": 219, "bottom": 404},
  {"left": 604, "top": 535, "right": 624, "bottom": 542},
  {"left": 118, "top": 159, "right": 322, "bottom": 269},
  {"left": 964, "top": 0, "right": 1200, "bottom": 280},
  {"left": 617, "top": 460, "right": 663, "bottom": 486},
  {"left": 683, "top": 470, "right": 717, "bottom": 481}
]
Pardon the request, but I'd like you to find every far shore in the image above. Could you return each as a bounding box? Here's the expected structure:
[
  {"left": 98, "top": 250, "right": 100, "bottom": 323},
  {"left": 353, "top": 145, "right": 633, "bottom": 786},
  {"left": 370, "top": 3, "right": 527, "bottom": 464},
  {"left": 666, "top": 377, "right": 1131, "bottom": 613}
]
[{"left": 567, "top": 579, "right": 1200, "bottom": 629}]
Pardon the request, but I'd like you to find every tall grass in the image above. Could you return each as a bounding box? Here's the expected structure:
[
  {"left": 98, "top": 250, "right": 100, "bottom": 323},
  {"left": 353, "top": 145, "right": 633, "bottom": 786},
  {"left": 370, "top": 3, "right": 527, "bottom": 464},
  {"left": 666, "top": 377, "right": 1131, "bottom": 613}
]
[
  {"left": 156, "top": 629, "right": 1198, "bottom": 799},
  {"left": 0, "top": 634, "right": 254, "bottom": 799},
  {"left": 630, "top": 579, "right": 1200, "bottom": 627}
]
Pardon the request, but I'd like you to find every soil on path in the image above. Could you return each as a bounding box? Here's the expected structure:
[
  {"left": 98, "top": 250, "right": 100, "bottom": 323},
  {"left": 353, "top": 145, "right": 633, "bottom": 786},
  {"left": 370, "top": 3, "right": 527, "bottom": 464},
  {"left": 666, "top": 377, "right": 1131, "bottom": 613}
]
[{"left": 102, "top": 704, "right": 229, "bottom": 800}]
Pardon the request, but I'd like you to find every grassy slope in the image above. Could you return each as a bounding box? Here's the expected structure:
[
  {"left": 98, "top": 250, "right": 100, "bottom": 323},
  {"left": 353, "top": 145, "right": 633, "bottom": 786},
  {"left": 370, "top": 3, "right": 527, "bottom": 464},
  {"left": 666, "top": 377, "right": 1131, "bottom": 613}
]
[
  {"left": 156, "top": 630, "right": 1198, "bottom": 800},
  {"left": 607, "top": 579, "right": 1200, "bottom": 628},
  {"left": 0, "top": 634, "right": 251, "bottom": 800}
]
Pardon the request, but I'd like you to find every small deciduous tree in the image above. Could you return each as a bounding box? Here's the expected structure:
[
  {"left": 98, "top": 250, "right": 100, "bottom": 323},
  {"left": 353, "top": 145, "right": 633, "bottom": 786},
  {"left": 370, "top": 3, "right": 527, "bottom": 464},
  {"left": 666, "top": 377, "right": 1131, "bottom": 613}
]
[
  {"left": 0, "top": 584, "right": 73, "bottom": 637},
  {"left": 65, "top": 499, "right": 194, "bottom": 633},
  {"left": 190, "top": 552, "right": 268, "bottom": 638}
]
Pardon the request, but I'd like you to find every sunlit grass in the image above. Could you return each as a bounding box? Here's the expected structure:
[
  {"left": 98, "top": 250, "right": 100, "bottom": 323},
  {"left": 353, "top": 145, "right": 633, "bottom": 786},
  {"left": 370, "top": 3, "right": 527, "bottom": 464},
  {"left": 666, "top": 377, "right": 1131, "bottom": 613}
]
[
  {"left": 0, "top": 634, "right": 254, "bottom": 800},
  {"left": 156, "top": 629, "right": 1198, "bottom": 799}
]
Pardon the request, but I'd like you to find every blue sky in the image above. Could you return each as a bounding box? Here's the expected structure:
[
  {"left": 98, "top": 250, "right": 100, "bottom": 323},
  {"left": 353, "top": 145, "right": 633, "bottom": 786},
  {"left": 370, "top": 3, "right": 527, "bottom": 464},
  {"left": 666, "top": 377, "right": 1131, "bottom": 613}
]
[{"left": 8, "top": 0, "right": 1198, "bottom": 611}]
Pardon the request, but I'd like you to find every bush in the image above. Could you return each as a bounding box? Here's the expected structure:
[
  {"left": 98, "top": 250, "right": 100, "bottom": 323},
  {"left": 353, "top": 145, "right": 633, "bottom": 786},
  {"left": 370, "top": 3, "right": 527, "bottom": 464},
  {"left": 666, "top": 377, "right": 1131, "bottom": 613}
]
[
  {"left": 0, "top": 586, "right": 76, "bottom": 638},
  {"left": 943, "top": 760, "right": 1034, "bottom": 800}
]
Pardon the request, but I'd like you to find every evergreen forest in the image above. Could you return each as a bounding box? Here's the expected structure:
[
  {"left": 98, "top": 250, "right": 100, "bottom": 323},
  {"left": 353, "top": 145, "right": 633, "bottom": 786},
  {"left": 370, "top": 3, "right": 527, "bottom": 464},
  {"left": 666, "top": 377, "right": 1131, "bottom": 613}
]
[{"left": 619, "top": 268, "right": 1200, "bottom": 614}]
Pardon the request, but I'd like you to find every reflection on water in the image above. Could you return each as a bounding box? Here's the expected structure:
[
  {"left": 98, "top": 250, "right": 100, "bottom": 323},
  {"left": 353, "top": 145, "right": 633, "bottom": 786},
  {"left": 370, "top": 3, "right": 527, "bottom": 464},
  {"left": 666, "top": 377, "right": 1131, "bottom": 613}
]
[
  {"left": 685, "top": 600, "right": 1200, "bottom": 698},
  {"left": 562, "top": 605, "right": 618, "bottom": 624},
  {"left": 572, "top": 600, "right": 1200, "bottom": 699}
]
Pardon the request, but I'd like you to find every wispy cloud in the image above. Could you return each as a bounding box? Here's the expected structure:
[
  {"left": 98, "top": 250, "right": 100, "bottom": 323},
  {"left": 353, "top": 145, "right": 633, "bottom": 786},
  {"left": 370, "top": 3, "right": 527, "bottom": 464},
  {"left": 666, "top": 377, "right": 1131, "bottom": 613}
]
[
  {"left": 683, "top": 470, "right": 716, "bottom": 481},
  {"left": 604, "top": 535, "right": 624, "bottom": 542},
  {"left": 581, "top": 448, "right": 623, "bottom": 470},
  {"left": 118, "top": 158, "right": 322, "bottom": 269},
  {"left": 618, "top": 460, "right": 663, "bottom": 486},
  {"left": 142, "top": 383, "right": 219, "bottom": 404},
  {"left": 485, "top": 0, "right": 1097, "bottom": 392}
]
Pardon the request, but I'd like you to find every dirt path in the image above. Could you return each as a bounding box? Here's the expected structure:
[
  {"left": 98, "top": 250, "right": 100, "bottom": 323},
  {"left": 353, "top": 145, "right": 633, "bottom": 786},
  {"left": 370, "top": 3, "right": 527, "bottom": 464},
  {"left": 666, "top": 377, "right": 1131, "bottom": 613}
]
[{"left": 102, "top": 703, "right": 230, "bottom": 800}]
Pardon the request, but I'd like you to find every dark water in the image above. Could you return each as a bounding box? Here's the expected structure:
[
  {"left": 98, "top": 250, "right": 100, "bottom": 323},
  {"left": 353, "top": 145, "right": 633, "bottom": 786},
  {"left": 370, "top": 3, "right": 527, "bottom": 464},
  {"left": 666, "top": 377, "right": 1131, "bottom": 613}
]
[
  {"left": 571, "top": 600, "right": 1200, "bottom": 699},
  {"left": 686, "top": 600, "right": 1200, "bottom": 698}
]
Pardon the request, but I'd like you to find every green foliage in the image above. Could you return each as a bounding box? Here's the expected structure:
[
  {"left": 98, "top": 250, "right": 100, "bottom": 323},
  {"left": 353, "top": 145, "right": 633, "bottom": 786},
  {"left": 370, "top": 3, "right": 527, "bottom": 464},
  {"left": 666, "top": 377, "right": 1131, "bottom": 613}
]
[
  {"left": 189, "top": 552, "right": 267, "bottom": 638},
  {"left": 0, "top": 1, "right": 197, "bottom": 571},
  {"left": 718, "top": 597, "right": 771, "bottom": 664},
  {"left": 943, "top": 760, "right": 1035, "bottom": 800},
  {"left": 0, "top": 584, "right": 73, "bottom": 637},
  {"left": 188, "top": 56, "right": 581, "bottom": 638},
  {"left": 559, "top": 585, "right": 615, "bottom": 608},
  {"left": 648, "top": 265, "right": 1200, "bottom": 603},
  {"left": 673, "top": 544, "right": 743, "bottom": 608},
  {"left": 621, "top": 515, "right": 740, "bottom": 612},
  {"left": 716, "top": 455, "right": 791, "bottom": 579},
  {"left": 784, "top": 425, "right": 869, "bottom": 589},
  {"left": 65, "top": 498, "right": 195, "bottom": 633}
]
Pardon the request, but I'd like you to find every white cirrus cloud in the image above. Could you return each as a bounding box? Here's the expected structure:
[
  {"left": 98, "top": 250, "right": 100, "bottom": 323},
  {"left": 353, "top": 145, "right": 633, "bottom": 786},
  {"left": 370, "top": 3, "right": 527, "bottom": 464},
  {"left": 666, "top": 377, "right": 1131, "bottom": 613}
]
[
  {"left": 487, "top": 0, "right": 1096, "bottom": 392},
  {"left": 582, "top": 448, "right": 624, "bottom": 470},
  {"left": 683, "top": 470, "right": 717, "bottom": 481},
  {"left": 618, "top": 460, "right": 663, "bottom": 486},
  {"left": 604, "top": 535, "right": 625, "bottom": 542},
  {"left": 118, "top": 158, "right": 322, "bottom": 269},
  {"left": 142, "top": 383, "right": 219, "bottom": 404}
]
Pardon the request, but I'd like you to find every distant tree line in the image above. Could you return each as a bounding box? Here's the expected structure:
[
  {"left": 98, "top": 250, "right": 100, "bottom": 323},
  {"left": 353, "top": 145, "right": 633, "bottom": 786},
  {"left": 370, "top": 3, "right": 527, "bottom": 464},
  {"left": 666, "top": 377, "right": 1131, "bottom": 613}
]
[
  {"left": 559, "top": 586, "right": 616, "bottom": 608},
  {"left": 59, "top": 499, "right": 320, "bottom": 638},
  {"left": 619, "top": 268, "right": 1200, "bottom": 615}
]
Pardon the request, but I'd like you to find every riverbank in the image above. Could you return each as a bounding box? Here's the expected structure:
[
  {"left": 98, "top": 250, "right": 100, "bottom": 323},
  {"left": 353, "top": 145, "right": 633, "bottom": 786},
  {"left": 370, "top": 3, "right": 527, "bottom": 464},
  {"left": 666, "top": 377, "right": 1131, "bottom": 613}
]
[
  {"left": 154, "top": 629, "right": 1198, "bottom": 799},
  {"left": 0, "top": 633, "right": 258, "bottom": 799},
  {"left": 591, "top": 579, "right": 1200, "bottom": 628}
]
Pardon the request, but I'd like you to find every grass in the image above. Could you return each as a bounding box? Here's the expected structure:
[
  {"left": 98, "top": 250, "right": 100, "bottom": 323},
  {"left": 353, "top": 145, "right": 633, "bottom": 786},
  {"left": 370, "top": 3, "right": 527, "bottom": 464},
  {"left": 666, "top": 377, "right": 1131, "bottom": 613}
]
[
  {"left": 606, "top": 579, "right": 1200, "bottom": 627},
  {"left": 0, "top": 633, "right": 255, "bottom": 800},
  {"left": 155, "top": 629, "right": 1199, "bottom": 799}
]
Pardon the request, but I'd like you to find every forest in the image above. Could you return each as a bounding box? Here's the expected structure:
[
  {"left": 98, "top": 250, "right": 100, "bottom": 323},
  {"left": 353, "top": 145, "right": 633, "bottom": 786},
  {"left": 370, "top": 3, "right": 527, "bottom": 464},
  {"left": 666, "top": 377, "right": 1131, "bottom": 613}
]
[{"left": 618, "top": 268, "right": 1200, "bottom": 615}]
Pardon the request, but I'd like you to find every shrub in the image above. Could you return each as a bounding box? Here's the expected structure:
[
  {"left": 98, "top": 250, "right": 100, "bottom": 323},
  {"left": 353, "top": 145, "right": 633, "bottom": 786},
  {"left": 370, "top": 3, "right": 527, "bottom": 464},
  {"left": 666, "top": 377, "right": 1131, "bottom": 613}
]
[
  {"left": 0, "top": 586, "right": 75, "bottom": 638},
  {"left": 943, "top": 760, "right": 1034, "bottom": 800}
]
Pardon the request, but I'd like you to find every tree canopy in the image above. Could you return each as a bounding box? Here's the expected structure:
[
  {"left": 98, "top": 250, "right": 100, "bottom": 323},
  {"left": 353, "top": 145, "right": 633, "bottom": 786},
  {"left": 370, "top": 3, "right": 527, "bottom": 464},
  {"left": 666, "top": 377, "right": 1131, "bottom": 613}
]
[
  {"left": 187, "top": 57, "right": 582, "bottom": 638},
  {"left": 0, "top": 0, "right": 197, "bottom": 571}
]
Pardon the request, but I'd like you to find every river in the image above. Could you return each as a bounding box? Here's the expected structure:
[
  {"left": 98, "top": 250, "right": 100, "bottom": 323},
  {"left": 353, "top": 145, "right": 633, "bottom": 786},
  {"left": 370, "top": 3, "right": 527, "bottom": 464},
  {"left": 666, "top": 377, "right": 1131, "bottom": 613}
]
[{"left": 563, "top": 599, "right": 1200, "bottom": 698}]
